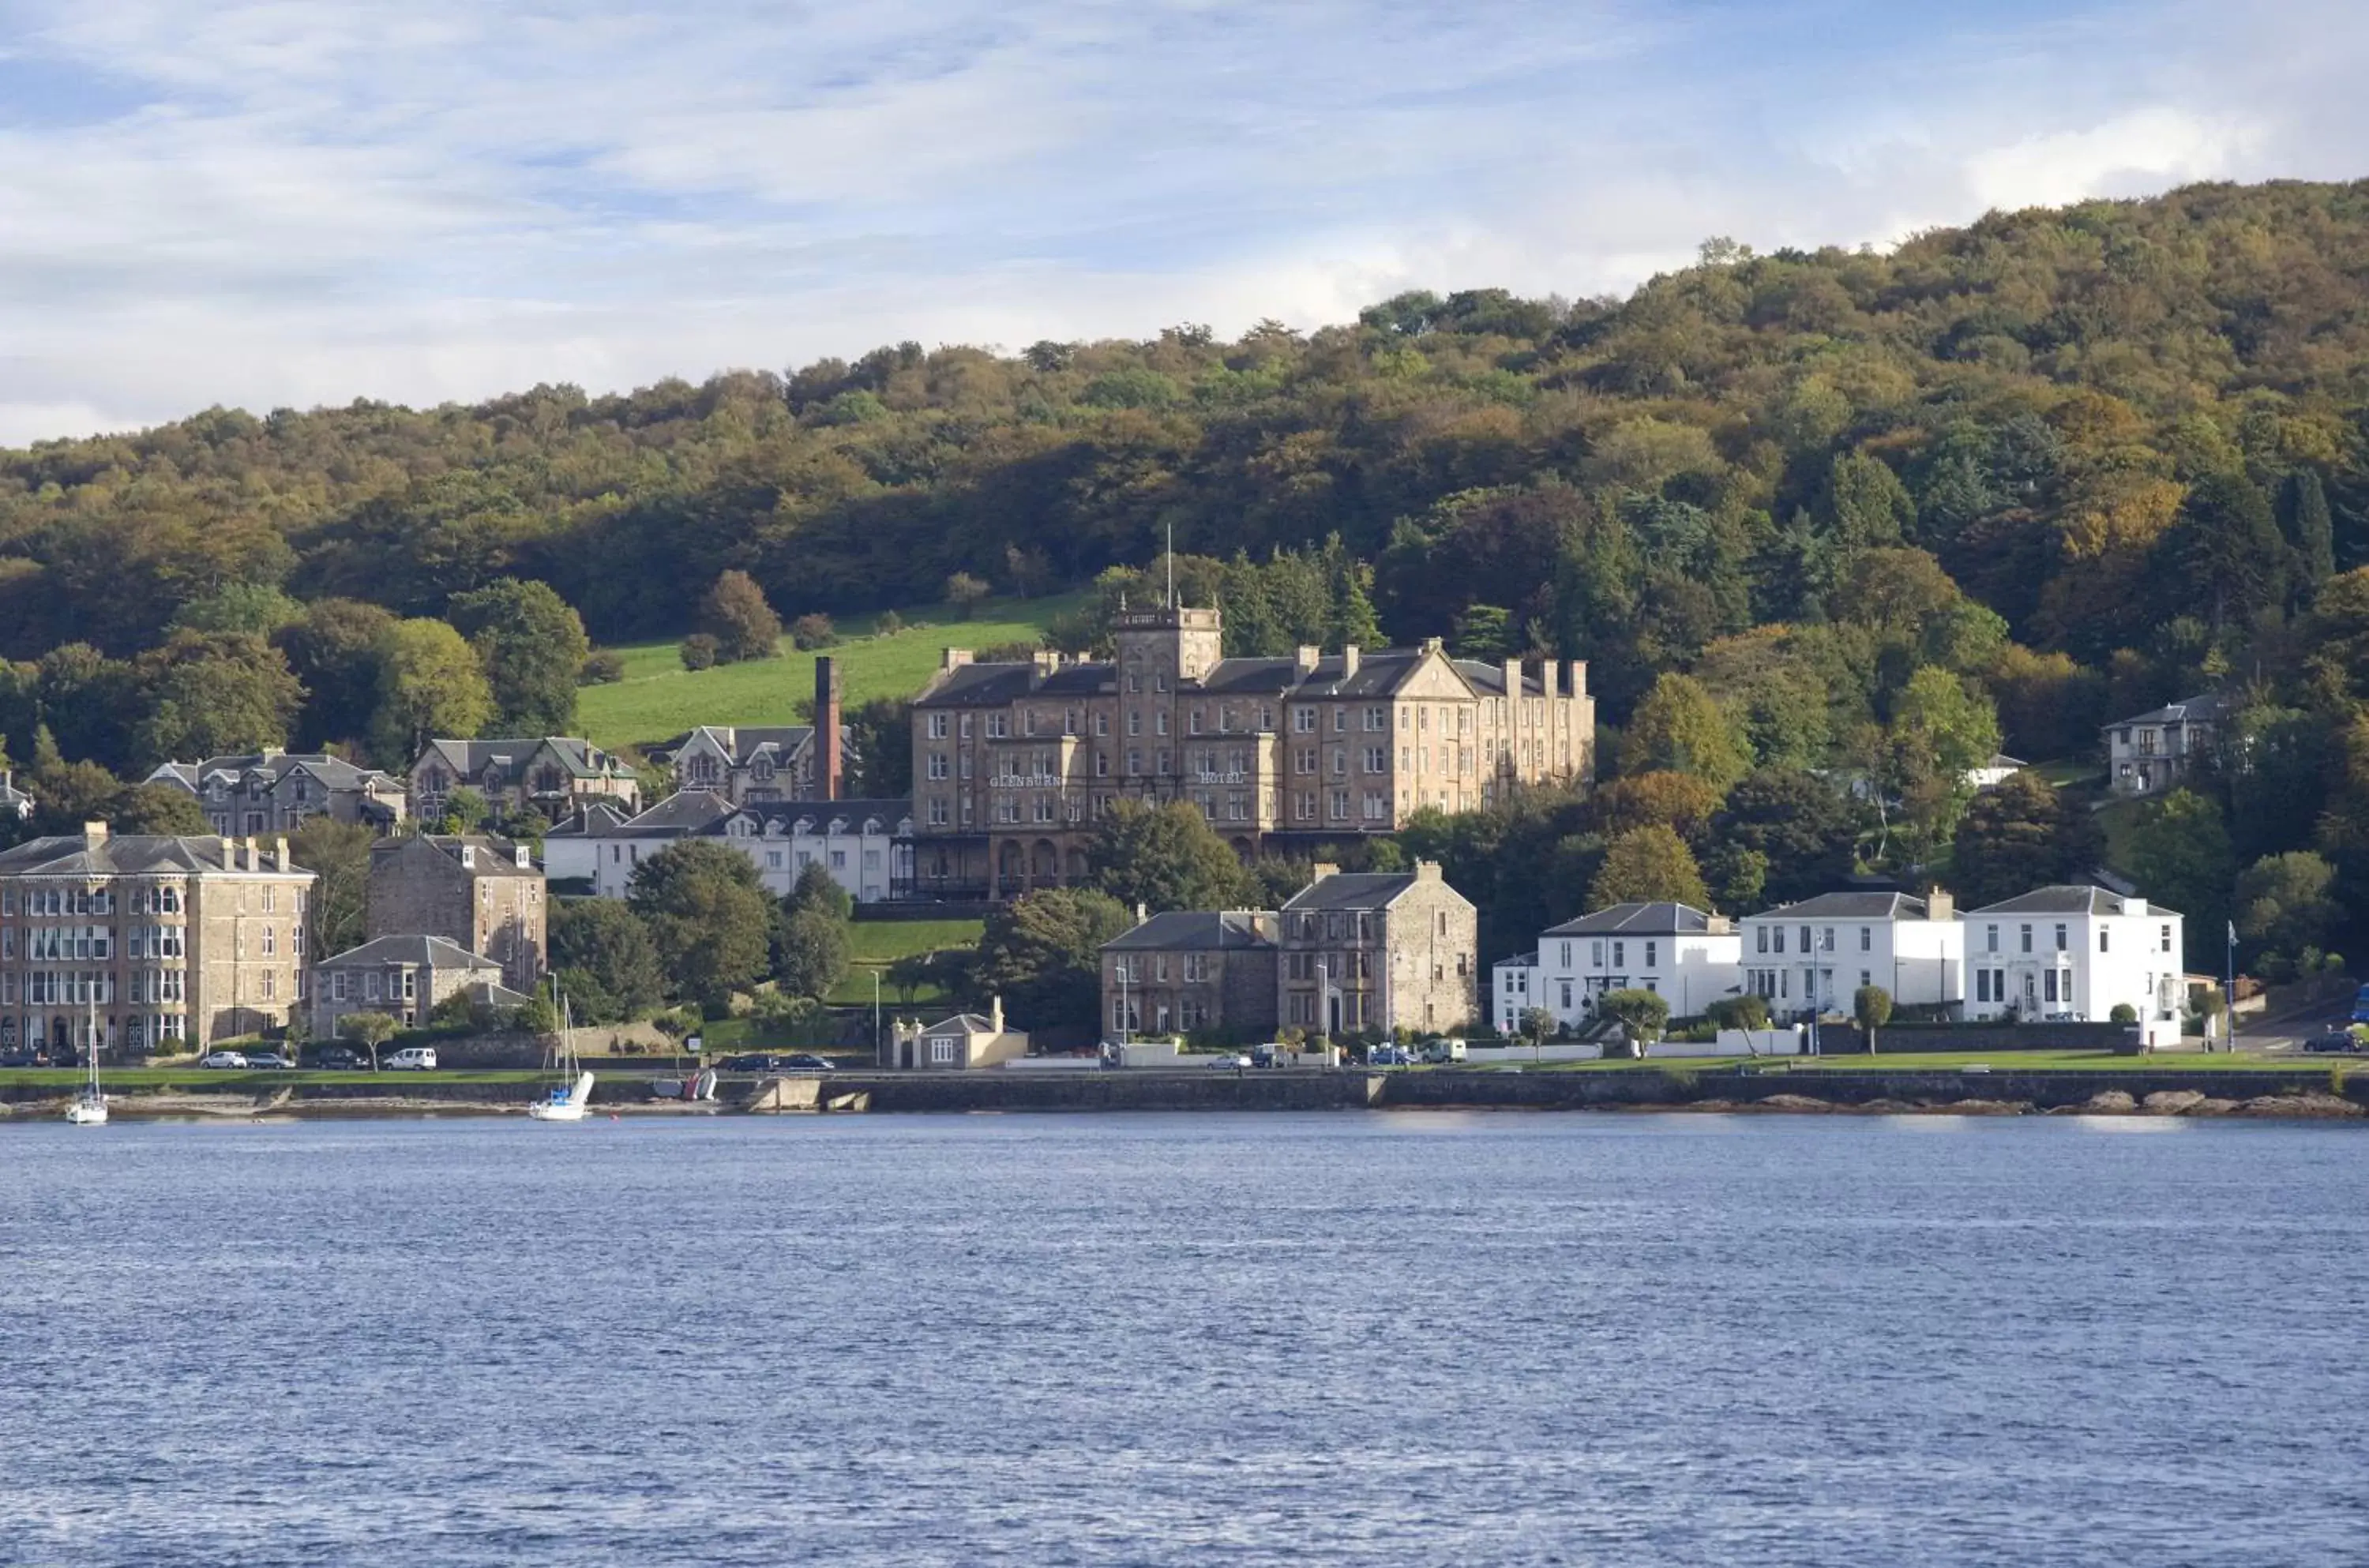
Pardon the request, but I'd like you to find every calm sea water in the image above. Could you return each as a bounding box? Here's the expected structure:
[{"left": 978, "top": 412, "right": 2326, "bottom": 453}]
[{"left": 2, "top": 1112, "right": 2365, "bottom": 1566}]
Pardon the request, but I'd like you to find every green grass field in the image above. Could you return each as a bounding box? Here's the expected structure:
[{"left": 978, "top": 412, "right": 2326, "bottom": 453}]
[
  {"left": 831, "top": 918, "right": 984, "bottom": 1007},
  {"left": 1504, "top": 1049, "right": 2336, "bottom": 1075},
  {"left": 576, "top": 591, "right": 1086, "bottom": 752}
]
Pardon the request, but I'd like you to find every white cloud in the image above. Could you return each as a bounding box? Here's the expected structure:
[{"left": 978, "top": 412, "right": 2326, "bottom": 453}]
[{"left": 0, "top": 0, "right": 2366, "bottom": 444}]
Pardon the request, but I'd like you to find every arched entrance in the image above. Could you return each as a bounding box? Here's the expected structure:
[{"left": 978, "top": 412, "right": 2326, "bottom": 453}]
[
  {"left": 997, "top": 840, "right": 1024, "bottom": 898},
  {"left": 1031, "top": 840, "right": 1059, "bottom": 884}
]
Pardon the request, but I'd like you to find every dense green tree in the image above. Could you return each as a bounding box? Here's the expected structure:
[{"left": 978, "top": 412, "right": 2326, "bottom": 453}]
[
  {"left": 972, "top": 886, "right": 1134, "bottom": 1029},
  {"left": 1620, "top": 672, "right": 1751, "bottom": 790},
  {"left": 785, "top": 860, "right": 854, "bottom": 921},
  {"left": 287, "top": 816, "right": 374, "bottom": 958},
  {"left": 1088, "top": 799, "right": 1252, "bottom": 913},
  {"left": 370, "top": 618, "right": 493, "bottom": 766},
  {"left": 773, "top": 904, "right": 851, "bottom": 1001},
  {"left": 2279, "top": 469, "right": 2337, "bottom": 606},
  {"left": 2123, "top": 788, "right": 2237, "bottom": 970},
  {"left": 277, "top": 598, "right": 399, "bottom": 751},
  {"left": 2234, "top": 851, "right": 2343, "bottom": 968},
  {"left": 843, "top": 697, "right": 913, "bottom": 798},
  {"left": 699, "top": 570, "right": 783, "bottom": 662},
  {"left": 625, "top": 840, "right": 775, "bottom": 1011},
  {"left": 1853, "top": 985, "right": 1893, "bottom": 1052},
  {"left": 1597, "top": 988, "right": 1669, "bottom": 1048},
  {"left": 1588, "top": 824, "right": 1710, "bottom": 910},
  {"left": 548, "top": 898, "right": 666, "bottom": 1023},
  {"left": 449, "top": 577, "right": 590, "bottom": 734},
  {"left": 171, "top": 583, "right": 305, "bottom": 637},
  {"left": 2157, "top": 471, "right": 2285, "bottom": 631},
  {"left": 107, "top": 782, "right": 209, "bottom": 836},
  {"left": 1714, "top": 768, "right": 1863, "bottom": 906},
  {"left": 1948, "top": 773, "right": 2104, "bottom": 908},
  {"left": 133, "top": 631, "right": 305, "bottom": 765}
]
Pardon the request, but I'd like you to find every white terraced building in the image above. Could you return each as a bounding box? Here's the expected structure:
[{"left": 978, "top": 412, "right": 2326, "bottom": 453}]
[
  {"left": 1959, "top": 886, "right": 2187, "bottom": 1050},
  {"left": 1530, "top": 902, "right": 1743, "bottom": 1028},
  {"left": 1737, "top": 891, "right": 1964, "bottom": 1020},
  {"left": 555, "top": 790, "right": 914, "bottom": 906}
]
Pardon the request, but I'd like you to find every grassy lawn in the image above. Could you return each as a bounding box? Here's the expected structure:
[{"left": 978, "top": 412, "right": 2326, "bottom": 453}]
[
  {"left": 577, "top": 590, "right": 1087, "bottom": 752},
  {"left": 0, "top": 1068, "right": 548, "bottom": 1090},
  {"left": 1492, "top": 1049, "right": 2336, "bottom": 1075},
  {"left": 829, "top": 917, "right": 982, "bottom": 1007},
  {"left": 2093, "top": 793, "right": 2145, "bottom": 873}
]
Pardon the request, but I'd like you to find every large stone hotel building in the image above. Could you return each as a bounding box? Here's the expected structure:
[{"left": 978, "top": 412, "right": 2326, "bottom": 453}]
[
  {"left": 909, "top": 605, "right": 1594, "bottom": 898},
  {"left": 0, "top": 825, "right": 316, "bottom": 1055}
]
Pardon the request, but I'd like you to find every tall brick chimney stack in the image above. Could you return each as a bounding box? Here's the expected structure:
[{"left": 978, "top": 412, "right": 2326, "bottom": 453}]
[{"left": 816, "top": 655, "right": 843, "bottom": 801}]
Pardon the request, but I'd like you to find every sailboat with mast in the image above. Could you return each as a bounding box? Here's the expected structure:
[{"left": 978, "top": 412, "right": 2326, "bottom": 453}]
[
  {"left": 527, "top": 985, "right": 594, "bottom": 1122},
  {"left": 65, "top": 992, "right": 106, "bottom": 1126}
]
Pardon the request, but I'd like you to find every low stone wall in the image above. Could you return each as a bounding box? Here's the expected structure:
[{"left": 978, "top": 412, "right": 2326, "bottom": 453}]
[
  {"left": 1380, "top": 1066, "right": 2366, "bottom": 1113},
  {"left": 1826, "top": 1022, "right": 2142, "bottom": 1055},
  {"left": 839, "top": 1071, "right": 1383, "bottom": 1113}
]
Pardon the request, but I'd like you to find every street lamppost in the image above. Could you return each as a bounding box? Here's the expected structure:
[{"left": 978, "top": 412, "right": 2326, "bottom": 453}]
[{"left": 873, "top": 969, "right": 882, "bottom": 1064}]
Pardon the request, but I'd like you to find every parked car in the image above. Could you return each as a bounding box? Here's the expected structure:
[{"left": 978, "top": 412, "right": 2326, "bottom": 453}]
[
  {"left": 385, "top": 1047, "right": 439, "bottom": 1071},
  {"left": 314, "top": 1046, "right": 370, "bottom": 1071},
  {"left": 1248, "top": 1045, "right": 1278, "bottom": 1068},
  {"left": 0, "top": 1047, "right": 43, "bottom": 1068},
  {"left": 1207, "top": 1052, "right": 1252, "bottom": 1069},
  {"left": 781, "top": 1053, "right": 837, "bottom": 1072},
  {"left": 722, "top": 1052, "right": 786, "bottom": 1073},
  {"left": 2303, "top": 1029, "right": 2362, "bottom": 1055},
  {"left": 245, "top": 1051, "right": 295, "bottom": 1070},
  {"left": 200, "top": 1050, "right": 250, "bottom": 1070}
]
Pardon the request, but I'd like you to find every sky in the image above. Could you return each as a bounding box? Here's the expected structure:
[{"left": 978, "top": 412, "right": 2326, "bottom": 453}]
[{"left": 0, "top": 0, "right": 2363, "bottom": 446}]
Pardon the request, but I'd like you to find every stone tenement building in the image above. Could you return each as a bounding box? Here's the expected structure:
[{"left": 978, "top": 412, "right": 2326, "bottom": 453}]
[
  {"left": 146, "top": 751, "right": 407, "bottom": 836},
  {"left": 907, "top": 604, "right": 1594, "bottom": 898},
  {"left": 0, "top": 825, "right": 316, "bottom": 1053},
  {"left": 1278, "top": 863, "right": 1477, "bottom": 1037},
  {"left": 1101, "top": 910, "right": 1281, "bottom": 1041},
  {"left": 408, "top": 737, "right": 641, "bottom": 824},
  {"left": 366, "top": 835, "right": 547, "bottom": 995}
]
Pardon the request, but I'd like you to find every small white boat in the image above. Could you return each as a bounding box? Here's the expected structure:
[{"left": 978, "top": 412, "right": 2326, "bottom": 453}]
[
  {"left": 528, "top": 1070, "right": 596, "bottom": 1121},
  {"left": 526, "top": 990, "right": 595, "bottom": 1121},
  {"left": 65, "top": 996, "right": 106, "bottom": 1126}
]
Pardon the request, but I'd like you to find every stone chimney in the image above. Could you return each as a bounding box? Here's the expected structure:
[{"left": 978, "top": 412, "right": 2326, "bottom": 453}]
[
  {"left": 217, "top": 835, "right": 235, "bottom": 868},
  {"left": 1925, "top": 887, "right": 1955, "bottom": 921},
  {"left": 274, "top": 835, "right": 291, "bottom": 872},
  {"left": 1706, "top": 913, "right": 1733, "bottom": 935},
  {"left": 1294, "top": 645, "right": 1321, "bottom": 677},
  {"left": 1502, "top": 657, "right": 1523, "bottom": 699},
  {"left": 1342, "top": 645, "right": 1361, "bottom": 679},
  {"left": 1309, "top": 861, "right": 1340, "bottom": 883},
  {"left": 1414, "top": 859, "right": 1444, "bottom": 883},
  {"left": 1541, "top": 662, "right": 1560, "bottom": 700},
  {"left": 83, "top": 820, "right": 109, "bottom": 848},
  {"left": 989, "top": 995, "right": 1004, "bottom": 1036},
  {"left": 816, "top": 655, "right": 843, "bottom": 801},
  {"left": 940, "top": 648, "right": 974, "bottom": 672},
  {"left": 1567, "top": 660, "right": 1589, "bottom": 697},
  {"left": 242, "top": 835, "right": 259, "bottom": 871}
]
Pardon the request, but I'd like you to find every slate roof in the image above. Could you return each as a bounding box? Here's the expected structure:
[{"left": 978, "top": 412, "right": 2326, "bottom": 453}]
[
  {"left": 0, "top": 834, "right": 306, "bottom": 876},
  {"left": 584, "top": 791, "right": 912, "bottom": 838},
  {"left": 0, "top": 772, "right": 31, "bottom": 816},
  {"left": 318, "top": 934, "right": 501, "bottom": 970},
  {"left": 1102, "top": 910, "right": 1277, "bottom": 953},
  {"left": 1963, "top": 885, "right": 2181, "bottom": 918},
  {"left": 914, "top": 643, "right": 1552, "bottom": 707},
  {"left": 1281, "top": 872, "right": 1424, "bottom": 912},
  {"left": 1544, "top": 902, "right": 1719, "bottom": 936},
  {"left": 2105, "top": 693, "right": 2231, "bottom": 730},
  {"left": 543, "top": 801, "right": 631, "bottom": 840},
  {"left": 150, "top": 752, "right": 398, "bottom": 794},
  {"left": 1495, "top": 951, "right": 1539, "bottom": 970},
  {"left": 415, "top": 737, "right": 632, "bottom": 781},
  {"left": 648, "top": 726, "right": 820, "bottom": 766},
  {"left": 381, "top": 834, "right": 541, "bottom": 878},
  {"left": 1746, "top": 893, "right": 1931, "bottom": 921}
]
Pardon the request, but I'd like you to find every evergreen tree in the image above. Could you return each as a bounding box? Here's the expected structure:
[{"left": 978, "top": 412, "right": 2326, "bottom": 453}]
[{"left": 2281, "top": 469, "right": 2337, "bottom": 605}]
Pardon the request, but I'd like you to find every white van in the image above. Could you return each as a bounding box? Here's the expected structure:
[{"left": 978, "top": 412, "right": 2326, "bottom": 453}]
[
  {"left": 1421, "top": 1038, "right": 1466, "bottom": 1064},
  {"left": 385, "top": 1046, "right": 439, "bottom": 1071}
]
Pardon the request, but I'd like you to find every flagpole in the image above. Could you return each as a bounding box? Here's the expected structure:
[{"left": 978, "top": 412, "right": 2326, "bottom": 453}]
[{"left": 2224, "top": 919, "right": 2237, "bottom": 1055}]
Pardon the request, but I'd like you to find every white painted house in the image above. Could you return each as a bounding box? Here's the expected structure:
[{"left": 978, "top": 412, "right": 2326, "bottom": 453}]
[
  {"left": 1533, "top": 903, "right": 1742, "bottom": 1028},
  {"left": 573, "top": 790, "right": 914, "bottom": 905},
  {"left": 1491, "top": 951, "right": 1539, "bottom": 1035},
  {"left": 1960, "top": 886, "right": 2186, "bottom": 1049},
  {"left": 1739, "top": 891, "right": 1964, "bottom": 1020}
]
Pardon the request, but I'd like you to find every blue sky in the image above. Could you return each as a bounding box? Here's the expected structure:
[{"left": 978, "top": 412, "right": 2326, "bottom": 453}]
[{"left": 0, "top": 0, "right": 2362, "bottom": 444}]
